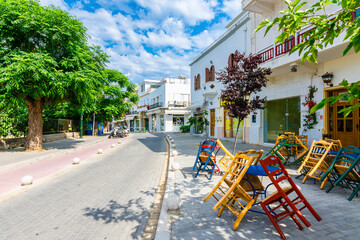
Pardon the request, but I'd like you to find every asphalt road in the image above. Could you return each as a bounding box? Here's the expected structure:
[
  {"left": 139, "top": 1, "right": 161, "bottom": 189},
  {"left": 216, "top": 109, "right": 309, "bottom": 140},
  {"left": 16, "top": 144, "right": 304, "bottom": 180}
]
[{"left": 0, "top": 133, "right": 166, "bottom": 240}]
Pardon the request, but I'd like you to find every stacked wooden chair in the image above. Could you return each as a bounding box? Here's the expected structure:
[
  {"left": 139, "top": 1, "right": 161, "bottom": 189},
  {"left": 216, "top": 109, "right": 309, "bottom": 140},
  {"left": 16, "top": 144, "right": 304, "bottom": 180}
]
[
  {"left": 297, "top": 140, "right": 334, "bottom": 189},
  {"left": 320, "top": 146, "right": 360, "bottom": 201},
  {"left": 289, "top": 135, "right": 309, "bottom": 165},
  {"left": 260, "top": 155, "right": 322, "bottom": 239},
  {"left": 262, "top": 136, "right": 289, "bottom": 163},
  {"left": 193, "top": 140, "right": 217, "bottom": 180},
  {"left": 203, "top": 153, "right": 257, "bottom": 230}
]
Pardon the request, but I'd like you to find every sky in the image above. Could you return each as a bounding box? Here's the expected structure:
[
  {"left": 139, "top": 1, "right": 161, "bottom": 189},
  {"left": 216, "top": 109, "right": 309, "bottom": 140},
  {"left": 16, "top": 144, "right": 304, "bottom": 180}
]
[{"left": 39, "top": 0, "right": 242, "bottom": 83}]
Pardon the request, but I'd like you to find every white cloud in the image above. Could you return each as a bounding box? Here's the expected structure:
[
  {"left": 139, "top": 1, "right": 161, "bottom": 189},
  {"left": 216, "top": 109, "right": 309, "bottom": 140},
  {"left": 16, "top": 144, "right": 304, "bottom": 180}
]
[
  {"left": 38, "top": 0, "right": 232, "bottom": 83},
  {"left": 222, "top": 0, "right": 243, "bottom": 18}
]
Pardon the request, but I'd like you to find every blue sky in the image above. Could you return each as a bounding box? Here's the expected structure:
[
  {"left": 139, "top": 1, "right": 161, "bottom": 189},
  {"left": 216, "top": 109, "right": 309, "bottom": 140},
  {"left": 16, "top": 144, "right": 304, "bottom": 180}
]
[{"left": 40, "top": 0, "right": 242, "bottom": 83}]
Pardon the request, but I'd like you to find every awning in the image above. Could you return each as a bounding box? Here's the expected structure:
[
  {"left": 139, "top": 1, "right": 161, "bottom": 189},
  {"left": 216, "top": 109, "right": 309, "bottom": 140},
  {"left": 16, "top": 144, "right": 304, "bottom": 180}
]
[{"left": 125, "top": 114, "right": 139, "bottom": 121}]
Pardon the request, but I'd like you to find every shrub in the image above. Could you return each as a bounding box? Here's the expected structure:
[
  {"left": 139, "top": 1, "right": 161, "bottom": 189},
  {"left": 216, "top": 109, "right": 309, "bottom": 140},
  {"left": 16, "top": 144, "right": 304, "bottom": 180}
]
[{"left": 180, "top": 125, "right": 190, "bottom": 133}]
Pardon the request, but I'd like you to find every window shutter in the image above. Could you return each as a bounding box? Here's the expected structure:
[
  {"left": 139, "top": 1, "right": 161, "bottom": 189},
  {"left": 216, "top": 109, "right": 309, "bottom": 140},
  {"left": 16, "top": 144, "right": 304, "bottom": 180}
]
[
  {"left": 205, "top": 68, "right": 209, "bottom": 82},
  {"left": 210, "top": 65, "right": 215, "bottom": 81},
  {"left": 197, "top": 74, "right": 200, "bottom": 89}
]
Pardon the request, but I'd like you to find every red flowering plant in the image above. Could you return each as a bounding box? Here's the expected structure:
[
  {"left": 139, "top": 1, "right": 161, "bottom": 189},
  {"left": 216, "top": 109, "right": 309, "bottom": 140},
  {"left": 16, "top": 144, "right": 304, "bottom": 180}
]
[{"left": 302, "top": 86, "right": 318, "bottom": 131}]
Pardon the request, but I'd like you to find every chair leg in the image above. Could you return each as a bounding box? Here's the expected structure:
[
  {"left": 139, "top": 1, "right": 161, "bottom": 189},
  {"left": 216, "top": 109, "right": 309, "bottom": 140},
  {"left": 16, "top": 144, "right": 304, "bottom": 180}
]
[
  {"left": 233, "top": 199, "right": 255, "bottom": 231},
  {"left": 282, "top": 204, "right": 304, "bottom": 230},
  {"left": 260, "top": 202, "right": 286, "bottom": 239},
  {"left": 302, "top": 174, "right": 309, "bottom": 184},
  {"left": 302, "top": 199, "right": 322, "bottom": 222},
  {"left": 348, "top": 184, "right": 360, "bottom": 201},
  {"left": 320, "top": 174, "right": 330, "bottom": 190}
]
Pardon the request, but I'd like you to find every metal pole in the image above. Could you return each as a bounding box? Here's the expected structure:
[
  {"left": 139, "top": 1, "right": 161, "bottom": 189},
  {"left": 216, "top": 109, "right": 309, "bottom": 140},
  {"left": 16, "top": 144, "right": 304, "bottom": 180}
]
[
  {"left": 80, "top": 108, "right": 83, "bottom": 139},
  {"left": 92, "top": 98, "right": 96, "bottom": 136}
]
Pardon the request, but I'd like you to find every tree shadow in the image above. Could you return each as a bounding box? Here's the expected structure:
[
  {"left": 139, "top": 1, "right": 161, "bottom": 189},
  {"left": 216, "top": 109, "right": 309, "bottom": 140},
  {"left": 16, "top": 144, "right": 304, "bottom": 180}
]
[{"left": 82, "top": 189, "right": 157, "bottom": 239}]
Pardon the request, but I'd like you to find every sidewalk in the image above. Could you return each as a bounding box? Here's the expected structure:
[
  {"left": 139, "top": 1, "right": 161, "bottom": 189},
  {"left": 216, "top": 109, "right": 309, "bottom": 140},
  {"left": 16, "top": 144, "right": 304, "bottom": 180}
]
[
  {"left": 0, "top": 135, "right": 107, "bottom": 169},
  {"left": 159, "top": 133, "right": 360, "bottom": 239},
  {"left": 0, "top": 135, "right": 127, "bottom": 199}
]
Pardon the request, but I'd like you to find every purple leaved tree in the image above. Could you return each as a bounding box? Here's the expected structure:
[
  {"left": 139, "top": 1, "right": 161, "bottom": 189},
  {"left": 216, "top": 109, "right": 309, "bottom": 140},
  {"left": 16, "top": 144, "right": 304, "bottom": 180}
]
[{"left": 217, "top": 51, "right": 271, "bottom": 154}]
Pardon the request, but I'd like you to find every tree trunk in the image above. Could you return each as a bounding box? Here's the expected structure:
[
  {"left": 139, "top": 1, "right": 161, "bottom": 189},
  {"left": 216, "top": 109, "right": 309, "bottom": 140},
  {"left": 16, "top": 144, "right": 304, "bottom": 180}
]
[
  {"left": 232, "top": 119, "right": 241, "bottom": 155},
  {"left": 25, "top": 100, "right": 44, "bottom": 151}
]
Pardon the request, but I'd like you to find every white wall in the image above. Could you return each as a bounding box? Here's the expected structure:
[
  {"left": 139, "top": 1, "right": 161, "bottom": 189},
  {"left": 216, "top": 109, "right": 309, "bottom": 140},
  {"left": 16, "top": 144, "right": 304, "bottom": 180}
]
[{"left": 190, "top": 12, "right": 251, "bottom": 138}]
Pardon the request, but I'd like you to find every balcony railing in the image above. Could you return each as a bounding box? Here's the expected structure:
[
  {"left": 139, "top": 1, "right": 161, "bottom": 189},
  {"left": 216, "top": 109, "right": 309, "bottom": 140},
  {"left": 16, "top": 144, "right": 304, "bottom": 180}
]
[
  {"left": 257, "top": 8, "right": 360, "bottom": 63},
  {"left": 148, "top": 102, "right": 163, "bottom": 110},
  {"left": 168, "top": 101, "right": 189, "bottom": 107}
]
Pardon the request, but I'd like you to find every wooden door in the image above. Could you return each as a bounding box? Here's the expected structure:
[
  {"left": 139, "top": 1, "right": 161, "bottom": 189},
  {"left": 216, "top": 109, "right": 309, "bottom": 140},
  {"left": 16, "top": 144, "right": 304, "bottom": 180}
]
[
  {"left": 210, "top": 109, "right": 215, "bottom": 137},
  {"left": 328, "top": 90, "right": 359, "bottom": 147}
]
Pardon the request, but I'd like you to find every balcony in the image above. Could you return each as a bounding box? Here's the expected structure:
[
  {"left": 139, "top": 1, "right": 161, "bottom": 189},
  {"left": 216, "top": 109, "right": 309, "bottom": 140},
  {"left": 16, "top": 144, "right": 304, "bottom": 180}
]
[
  {"left": 148, "top": 102, "right": 163, "bottom": 110},
  {"left": 168, "top": 101, "right": 189, "bottom": 108},
  {"left": 258, "top": 37, "right": 296, "bottom": 63}
]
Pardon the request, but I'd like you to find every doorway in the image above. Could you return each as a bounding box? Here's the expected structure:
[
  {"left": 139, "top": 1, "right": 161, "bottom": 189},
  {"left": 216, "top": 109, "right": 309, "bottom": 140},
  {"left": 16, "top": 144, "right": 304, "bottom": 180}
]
[
  {"left": 264, "top": 97, "right": 301, "bottom": 143},
  {"left": 327, "top": 89, "right": 359, "bottom": 147},
  {"left": 210, "top": 109, "right": 215, "bottom": 137}
]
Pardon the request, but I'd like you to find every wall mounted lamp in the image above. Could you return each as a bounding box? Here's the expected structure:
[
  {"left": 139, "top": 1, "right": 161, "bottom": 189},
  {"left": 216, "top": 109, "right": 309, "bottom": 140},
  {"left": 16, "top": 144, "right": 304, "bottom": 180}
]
[{"left": 321, "top": 72, "right": 334, "bottom": 87}]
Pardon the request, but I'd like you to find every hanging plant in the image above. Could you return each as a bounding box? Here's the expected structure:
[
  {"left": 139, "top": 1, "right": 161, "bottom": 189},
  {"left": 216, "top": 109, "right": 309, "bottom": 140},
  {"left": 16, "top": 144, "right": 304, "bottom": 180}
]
[{"left": 302, "top": 85, "right": 318, "bottom": 132}]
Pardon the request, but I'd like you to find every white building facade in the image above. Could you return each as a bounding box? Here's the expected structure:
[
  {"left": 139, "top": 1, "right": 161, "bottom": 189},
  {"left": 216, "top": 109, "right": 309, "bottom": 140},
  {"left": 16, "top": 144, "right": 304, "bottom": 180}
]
[
  {"left": 190, "top": 4, "right": 360, "bottom": 148},
  {"left": 243, "top": 0, "right": 360, "bottom": 147},
  {"left": 126, "top": 76, "right": 191, "bottom": 132},
  {"left": 189, "top": 11, "right": 251, "bottom": 140}
]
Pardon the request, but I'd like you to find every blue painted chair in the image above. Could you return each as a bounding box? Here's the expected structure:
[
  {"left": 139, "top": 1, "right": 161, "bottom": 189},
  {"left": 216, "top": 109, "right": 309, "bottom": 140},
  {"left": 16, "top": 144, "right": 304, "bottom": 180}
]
[
  {"left": 320, "top": 146, "right": 360, "bottom": 201},
  {"left": 193, "top": 140, "right": 217, "bottom": 180}
]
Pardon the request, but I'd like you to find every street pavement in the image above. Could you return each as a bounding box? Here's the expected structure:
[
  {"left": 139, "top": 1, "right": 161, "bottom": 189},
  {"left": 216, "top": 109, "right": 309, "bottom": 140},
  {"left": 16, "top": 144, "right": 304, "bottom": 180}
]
[
  {"left": 0, "top": 133, "right": 166, "bottom": 240},
  {"left": 161, "top": 133, "right": 360, "bottom": 239}
]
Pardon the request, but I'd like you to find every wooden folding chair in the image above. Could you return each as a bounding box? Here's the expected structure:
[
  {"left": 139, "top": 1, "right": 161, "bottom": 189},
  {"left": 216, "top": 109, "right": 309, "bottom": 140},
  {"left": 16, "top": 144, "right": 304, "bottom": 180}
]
[
  {"left": 263, "top": 136, "right": 289, "bottom": 163},
  {"left": 260, "top": 155, "right": 322, "bottom": 239},
  {"left": 203, "top": 153, "right": 256, "bottom": 230},
  {"left": 297, "top": 140, "right": 333, "bottom": 189},
  {"left": 193, "top": 140, "right": 217, "bottom": 180},
  {"left": 215, "top": 139, "right": 235, "bottom": 172},
  {"left": 320, "top": 146, "right": 360, "bottom": 201},
  {"left": 288, "top": 135, "right": 309, "bottom": 166}
]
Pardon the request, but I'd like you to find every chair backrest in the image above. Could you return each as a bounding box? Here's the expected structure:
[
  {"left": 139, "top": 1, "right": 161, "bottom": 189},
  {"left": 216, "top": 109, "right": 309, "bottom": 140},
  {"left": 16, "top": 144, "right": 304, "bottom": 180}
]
[
  {"left": 297, "top": 140, "right": 333, "bottom": 174},
  {"left": 331, "top": 146, "right": 360, "bottom": 180},
  {"left": 324, "top": 139, "right": 342, "bottom": 151},
  {"left": 216, "top": 139, "right": 235, "bottom": 171},
  {"left": 260, "top": 155, "right": 303, "bottom": 198},
  {"left": 237, "top": 149, "right": 263, "bottom": 165},
  {"left": 197, "top": 140, "right": 216, "bottom": 163},
  {"left": 296, "top": 135, "right": 308, "bottom": 146},
  {"left": 213, "top": 153, "right": 255, "bottom": 210}
]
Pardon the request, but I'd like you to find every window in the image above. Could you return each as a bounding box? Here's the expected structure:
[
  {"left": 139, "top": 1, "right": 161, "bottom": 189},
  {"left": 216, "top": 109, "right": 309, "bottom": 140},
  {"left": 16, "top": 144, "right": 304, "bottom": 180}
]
[
  {"left": 141, "top": 84, "right": 145, "bottom": 92},
  {"left": 205, "top": 68, "right": 210, "bottom": 82},
  {"left": 228, "top": 53, "right": 235, "bottom": 68},
  {"left": 194, "top": 74, "right": 201, "bottom": 90},
  {"left": 173, "top": 115, "right": 184, "bottom": 126}
]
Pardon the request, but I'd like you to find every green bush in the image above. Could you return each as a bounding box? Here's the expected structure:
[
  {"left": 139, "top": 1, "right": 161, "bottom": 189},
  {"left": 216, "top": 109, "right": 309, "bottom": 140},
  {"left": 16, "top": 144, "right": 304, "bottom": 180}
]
[{"left": 180, "top": 125, "right": 191, "bottom": 133}]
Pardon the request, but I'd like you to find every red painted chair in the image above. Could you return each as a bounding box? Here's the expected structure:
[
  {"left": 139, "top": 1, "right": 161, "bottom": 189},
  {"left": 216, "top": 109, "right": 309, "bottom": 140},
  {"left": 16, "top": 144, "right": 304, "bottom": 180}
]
[{"left": 259, "top": 155, "right": 322, "bottom": 239}]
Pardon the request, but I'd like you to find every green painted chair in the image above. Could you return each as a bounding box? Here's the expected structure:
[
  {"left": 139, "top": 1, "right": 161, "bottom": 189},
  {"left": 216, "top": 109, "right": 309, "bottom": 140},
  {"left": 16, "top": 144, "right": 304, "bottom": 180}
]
[
  {"left": 320, "top": 146, "right": 360, "bottom": 201},
  {"left": 262, "top": 136, "right": 289, "bottom": 164}
]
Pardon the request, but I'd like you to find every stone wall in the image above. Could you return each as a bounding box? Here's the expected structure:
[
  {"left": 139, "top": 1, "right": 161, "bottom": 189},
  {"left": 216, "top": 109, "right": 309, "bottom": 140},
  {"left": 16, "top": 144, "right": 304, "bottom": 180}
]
[{"left": 0, "top": 132, "right": 81, "bottom": 150}]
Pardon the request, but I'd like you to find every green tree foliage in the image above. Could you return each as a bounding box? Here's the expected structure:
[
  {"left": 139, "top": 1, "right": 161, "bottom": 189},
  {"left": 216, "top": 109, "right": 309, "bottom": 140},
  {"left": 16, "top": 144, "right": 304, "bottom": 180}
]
[
  {"left": 94, "top": 69, "right": 139, "bottom": 123},
  {"left": 0, "top": 0, "right": 108, "bottom": 150},
  {"left": 255, "top": 0, "right": 360, "bottom": 115}
]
